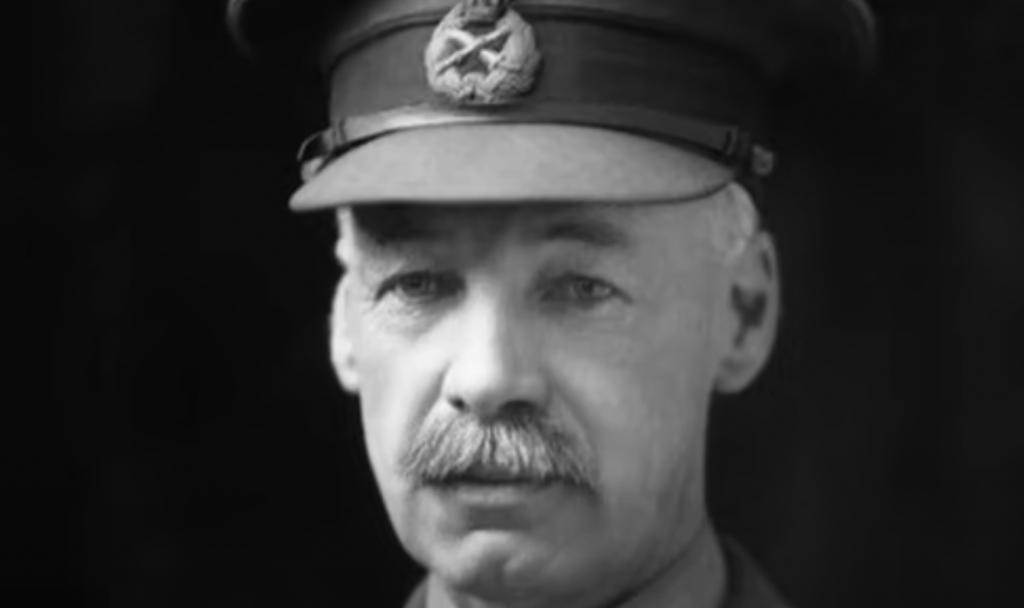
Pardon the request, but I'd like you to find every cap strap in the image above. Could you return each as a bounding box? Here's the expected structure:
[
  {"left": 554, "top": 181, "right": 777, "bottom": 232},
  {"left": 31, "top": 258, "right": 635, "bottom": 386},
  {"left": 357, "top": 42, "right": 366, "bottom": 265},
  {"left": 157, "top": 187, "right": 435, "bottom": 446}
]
[{"left": 298, "top": 102, "right": 774, "bottom": 180}]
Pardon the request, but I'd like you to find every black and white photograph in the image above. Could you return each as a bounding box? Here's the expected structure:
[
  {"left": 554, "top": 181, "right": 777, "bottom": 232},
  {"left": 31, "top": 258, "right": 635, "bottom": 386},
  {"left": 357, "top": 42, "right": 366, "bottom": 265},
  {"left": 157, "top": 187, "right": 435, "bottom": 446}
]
[{"left": 8, "top": 1, "right": 1024, "bottom": 607}]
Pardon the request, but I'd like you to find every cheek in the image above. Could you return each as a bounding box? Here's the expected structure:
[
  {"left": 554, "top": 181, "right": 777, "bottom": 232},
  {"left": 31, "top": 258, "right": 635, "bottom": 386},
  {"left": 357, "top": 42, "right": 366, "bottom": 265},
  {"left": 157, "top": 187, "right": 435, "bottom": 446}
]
[
  {"left": 345, "top": 308, "right": 449, "bottom": 498},
  {"left": 559, "top": 294, "right": 716, "bottom": 522},
  {"left": 351, "top": 337, "right": 407, "bottom": 470}
]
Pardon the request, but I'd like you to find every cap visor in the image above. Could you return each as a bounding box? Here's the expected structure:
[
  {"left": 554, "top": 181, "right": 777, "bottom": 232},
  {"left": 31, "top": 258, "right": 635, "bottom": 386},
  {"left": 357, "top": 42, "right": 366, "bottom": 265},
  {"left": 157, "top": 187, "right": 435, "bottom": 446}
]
[{"left": 290, "top": 123, "right": 734, "bottom": 211}]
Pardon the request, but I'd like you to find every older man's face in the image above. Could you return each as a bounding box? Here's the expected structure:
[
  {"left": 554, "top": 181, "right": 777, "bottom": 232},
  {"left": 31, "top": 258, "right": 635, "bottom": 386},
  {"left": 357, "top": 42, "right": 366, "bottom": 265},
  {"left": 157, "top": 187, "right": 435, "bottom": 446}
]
[{"left": 330, "top": 199, "right": 763, "bottom": 605}]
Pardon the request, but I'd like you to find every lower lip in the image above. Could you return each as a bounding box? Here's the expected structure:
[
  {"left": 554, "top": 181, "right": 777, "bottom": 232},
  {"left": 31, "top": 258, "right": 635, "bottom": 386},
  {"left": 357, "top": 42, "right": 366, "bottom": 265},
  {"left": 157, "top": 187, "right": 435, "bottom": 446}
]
[{"left": 438, "top": 481, "right": 553, "bottom": 507}]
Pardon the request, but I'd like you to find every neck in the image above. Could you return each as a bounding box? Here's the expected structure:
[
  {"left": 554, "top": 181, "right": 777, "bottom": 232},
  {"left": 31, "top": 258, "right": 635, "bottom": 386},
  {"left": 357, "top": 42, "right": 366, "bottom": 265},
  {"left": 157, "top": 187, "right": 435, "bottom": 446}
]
[{"left": 424, "top": 521, "right": 727, "bottom": 608}]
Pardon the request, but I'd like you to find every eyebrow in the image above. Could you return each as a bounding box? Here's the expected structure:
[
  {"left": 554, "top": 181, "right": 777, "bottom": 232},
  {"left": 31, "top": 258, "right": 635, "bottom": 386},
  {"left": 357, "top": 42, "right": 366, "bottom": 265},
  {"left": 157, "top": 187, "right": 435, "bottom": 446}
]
[{"left": 539, "top": 216, "right": 633, "bottom": 250}]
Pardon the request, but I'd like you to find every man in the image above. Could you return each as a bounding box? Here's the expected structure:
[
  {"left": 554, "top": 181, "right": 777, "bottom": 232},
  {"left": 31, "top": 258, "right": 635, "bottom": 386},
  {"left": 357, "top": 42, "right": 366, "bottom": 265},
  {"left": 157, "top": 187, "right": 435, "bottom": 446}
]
[{"left": 227, "top": 1, "right": 878, "bottom": 607}]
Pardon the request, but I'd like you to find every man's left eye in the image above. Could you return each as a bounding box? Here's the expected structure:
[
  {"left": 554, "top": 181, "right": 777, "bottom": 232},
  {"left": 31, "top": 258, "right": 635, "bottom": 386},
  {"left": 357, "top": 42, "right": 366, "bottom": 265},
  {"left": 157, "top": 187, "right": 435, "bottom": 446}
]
[{"left": 546, "top": 275, "right": 620, "bottom": 306}]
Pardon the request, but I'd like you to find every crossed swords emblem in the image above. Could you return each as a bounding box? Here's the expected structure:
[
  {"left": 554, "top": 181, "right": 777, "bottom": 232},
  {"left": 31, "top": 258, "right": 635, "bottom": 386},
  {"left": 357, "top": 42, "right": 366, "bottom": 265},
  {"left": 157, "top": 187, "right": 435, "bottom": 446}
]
[
  {"left": 425, "top": 0, "right": 542, "bottom": 104},
  {"left": 434, "top": 27, "right": 513, "bottom": 75}
]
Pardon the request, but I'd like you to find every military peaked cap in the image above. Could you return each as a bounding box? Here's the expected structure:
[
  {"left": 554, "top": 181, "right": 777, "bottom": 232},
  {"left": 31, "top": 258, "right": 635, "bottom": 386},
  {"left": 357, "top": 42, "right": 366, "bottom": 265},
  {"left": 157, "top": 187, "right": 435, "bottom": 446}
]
[{"left": 228, "top": 0, "right": 878, "bottom": 210}]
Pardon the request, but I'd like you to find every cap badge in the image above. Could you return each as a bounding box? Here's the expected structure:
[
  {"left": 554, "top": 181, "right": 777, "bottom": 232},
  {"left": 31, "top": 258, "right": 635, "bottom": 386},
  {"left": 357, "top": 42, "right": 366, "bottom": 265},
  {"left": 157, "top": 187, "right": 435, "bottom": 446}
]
[{"left": 425, "top": 0, "right": 542, "bottom": 105}]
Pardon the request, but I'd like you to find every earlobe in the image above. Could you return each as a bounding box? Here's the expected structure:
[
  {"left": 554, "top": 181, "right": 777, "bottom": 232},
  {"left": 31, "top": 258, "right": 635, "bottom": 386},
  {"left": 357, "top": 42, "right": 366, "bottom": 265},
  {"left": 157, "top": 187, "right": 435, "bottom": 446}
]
[
  {"left": 330, "top": 280, "right": 361, "bottom": 394},
  {"left": 714, "top": 232, "right": 780, "bottom": 394}
]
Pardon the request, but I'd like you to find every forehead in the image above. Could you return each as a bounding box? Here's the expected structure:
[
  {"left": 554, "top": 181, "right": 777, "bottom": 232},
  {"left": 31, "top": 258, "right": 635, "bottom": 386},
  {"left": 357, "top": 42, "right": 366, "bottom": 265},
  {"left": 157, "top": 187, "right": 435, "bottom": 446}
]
[{"left": 344, "top": 203, "right": 649, "bottom": 250}]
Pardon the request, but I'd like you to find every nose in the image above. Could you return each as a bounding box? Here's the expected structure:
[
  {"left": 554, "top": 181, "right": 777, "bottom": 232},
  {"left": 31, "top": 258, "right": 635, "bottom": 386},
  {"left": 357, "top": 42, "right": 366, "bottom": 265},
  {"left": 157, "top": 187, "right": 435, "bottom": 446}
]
[{"left": 440, "top": 293, "right": 549, "bottom": 420}]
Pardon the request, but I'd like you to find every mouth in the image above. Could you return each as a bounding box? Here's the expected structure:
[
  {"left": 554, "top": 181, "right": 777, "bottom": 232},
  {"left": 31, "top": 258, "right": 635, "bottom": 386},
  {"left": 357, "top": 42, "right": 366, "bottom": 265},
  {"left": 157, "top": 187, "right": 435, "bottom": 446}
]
[
  {"left": 434, "top": 474, "right": 557, "bottom": 511},
  {"left": 436, "top": 466, "right": 550, "bottom": 487},
  {"left": 426, "top": 466, "right": 583, "bottom": 513}
]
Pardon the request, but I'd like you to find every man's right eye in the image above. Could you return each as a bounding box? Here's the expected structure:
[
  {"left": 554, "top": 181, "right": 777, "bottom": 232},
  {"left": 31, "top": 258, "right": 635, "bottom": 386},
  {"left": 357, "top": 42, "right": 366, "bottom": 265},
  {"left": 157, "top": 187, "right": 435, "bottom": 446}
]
[{"left": 377, "top": 271, "right": 461, "bottom": 304}]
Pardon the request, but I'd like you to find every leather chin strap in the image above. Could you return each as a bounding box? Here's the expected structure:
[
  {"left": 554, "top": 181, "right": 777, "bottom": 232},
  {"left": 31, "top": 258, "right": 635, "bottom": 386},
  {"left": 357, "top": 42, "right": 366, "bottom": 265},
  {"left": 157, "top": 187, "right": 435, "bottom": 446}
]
[{"left": 297, "top": 102, "right": 776, "bottom": 184}]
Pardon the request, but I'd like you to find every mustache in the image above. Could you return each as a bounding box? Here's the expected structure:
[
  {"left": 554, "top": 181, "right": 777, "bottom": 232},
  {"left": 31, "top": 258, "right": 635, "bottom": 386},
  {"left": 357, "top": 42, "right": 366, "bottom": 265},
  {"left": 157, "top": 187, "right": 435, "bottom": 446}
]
[{"left": 398, "top": 411, "right": 598, "bottom": 491}]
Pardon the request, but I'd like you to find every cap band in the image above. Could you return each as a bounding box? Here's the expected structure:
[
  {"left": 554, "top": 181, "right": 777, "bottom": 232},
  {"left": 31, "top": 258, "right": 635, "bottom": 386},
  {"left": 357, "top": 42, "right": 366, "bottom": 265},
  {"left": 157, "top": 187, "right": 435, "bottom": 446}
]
[{"left": 298, "top": 101, "right": 774, "bottom": 180}]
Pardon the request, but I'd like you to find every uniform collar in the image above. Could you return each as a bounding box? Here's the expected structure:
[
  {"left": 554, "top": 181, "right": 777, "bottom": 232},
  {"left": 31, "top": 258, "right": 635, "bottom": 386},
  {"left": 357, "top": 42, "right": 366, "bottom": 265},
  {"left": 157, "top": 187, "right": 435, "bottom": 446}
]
[{"left": 718, "top": 537, "right": 793, "bottom": 608}]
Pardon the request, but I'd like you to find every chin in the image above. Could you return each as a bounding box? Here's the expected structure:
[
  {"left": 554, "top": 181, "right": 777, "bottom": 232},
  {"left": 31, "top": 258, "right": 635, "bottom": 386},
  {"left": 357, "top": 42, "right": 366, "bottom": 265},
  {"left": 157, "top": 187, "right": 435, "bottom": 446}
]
[
  {"left": 395, "top": 483, "right": 618, "bottom": 604},
  {"left": 426, "top": 530, "right": 602, "bottom": 605}
]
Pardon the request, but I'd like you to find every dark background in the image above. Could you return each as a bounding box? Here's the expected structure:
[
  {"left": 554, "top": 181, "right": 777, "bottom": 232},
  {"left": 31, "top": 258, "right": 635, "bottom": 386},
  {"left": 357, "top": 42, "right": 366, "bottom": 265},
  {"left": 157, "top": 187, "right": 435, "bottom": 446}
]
[{"left": 8, "top": 0, "right": 1024, "bottom": 606}]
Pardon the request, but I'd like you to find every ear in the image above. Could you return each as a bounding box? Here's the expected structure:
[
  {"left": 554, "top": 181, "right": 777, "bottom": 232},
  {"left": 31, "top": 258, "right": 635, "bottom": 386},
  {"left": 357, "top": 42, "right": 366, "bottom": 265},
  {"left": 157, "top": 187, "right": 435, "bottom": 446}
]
[
  {"left": 329, "top": 278, "right": 361, "bottom": 394},
  {"left": 713, "top": 231, "right": 780, "bottom": 393}
]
